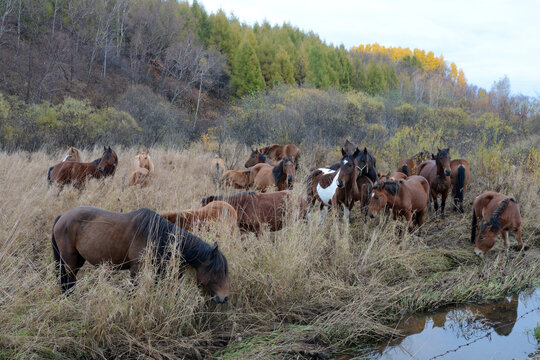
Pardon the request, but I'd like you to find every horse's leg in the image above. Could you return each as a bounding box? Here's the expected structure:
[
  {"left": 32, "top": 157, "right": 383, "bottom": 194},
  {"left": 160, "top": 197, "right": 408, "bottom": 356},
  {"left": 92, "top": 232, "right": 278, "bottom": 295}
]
[
  {"left": 416, "top": 210, "right": 425, "bottom": 236},
  {"left": 405, "top": 210, "right": 413, "bottom": 233},
  {"left": 503, "top": 230, "right": 510, "bottom": 263},
  {"left": 517, "top": 227, "right": 524, "bottom": 249},
  {"left": 432, "top": 192, "right": 439, "bottom": 217},
  {"left": 61, "top": 252, "right": 85, "bottom": 294},
  {"left": 342, "top": 204, "right": 351, "bottom": 223},
  {"left": 319, "top": 204, "right": 327, "bottom": 225},
  {"left": 440, "top": 191, "right": 448, "bottom": 219}
]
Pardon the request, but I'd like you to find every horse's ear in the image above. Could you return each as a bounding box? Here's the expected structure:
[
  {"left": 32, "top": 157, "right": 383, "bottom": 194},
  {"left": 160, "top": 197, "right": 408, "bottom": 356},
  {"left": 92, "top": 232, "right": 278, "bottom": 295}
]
[
  {"left": 363, "top": 147, "right": 368, "bottom": 155},
  {"left": 341, "top": 148, "right": 346, "bottom": 156},
  {"left": 104, "top": 146, "right": 107, "bottom": 150},
  {"left": 446, "top": 147, "right": 450, "bottom": 152},
  {"left": 353, "top": 147, "right": 360, "bottom": 157},
  {"left": 211, "top": 242, "right": 219, "bottom": 257},
  {"left": 431, "top": 154, "right": 435, "bottom": 160},
  {"left": 437, "top": 147, "right": 441, "bottom": 152}
]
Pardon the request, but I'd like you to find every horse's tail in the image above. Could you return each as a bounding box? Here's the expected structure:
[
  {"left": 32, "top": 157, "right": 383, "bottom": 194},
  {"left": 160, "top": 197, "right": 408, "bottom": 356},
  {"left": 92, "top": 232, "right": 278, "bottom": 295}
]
[
  {"left": 51, "top": 215, "right": 62, "bottom": 268},
  {"left": 47, "top": 166, "right": 54, "bottom": 185},
  {"left": 456, "top": 165, "right": 465, "bottom": 201},
  {"left": 294, "top": 152, "right": 300, "bottom": 170},
  {"left": 401, "top": 164, "right": 408, "bottom": 176},
  {"left": 471, "top": 208, "right": 477, "bottom": 244}
]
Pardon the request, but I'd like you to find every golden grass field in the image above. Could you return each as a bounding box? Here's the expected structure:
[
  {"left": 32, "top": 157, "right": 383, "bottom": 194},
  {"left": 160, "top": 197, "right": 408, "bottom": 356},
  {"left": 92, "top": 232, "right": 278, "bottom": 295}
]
[{"left": 0, "top": 143, "right": 539, "bottom": 359}]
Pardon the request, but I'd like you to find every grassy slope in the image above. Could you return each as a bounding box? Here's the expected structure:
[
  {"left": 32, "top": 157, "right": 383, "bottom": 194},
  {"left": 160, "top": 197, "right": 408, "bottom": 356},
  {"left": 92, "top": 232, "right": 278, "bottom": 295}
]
[{"left": 0, "top": 144, "right": 538, "bottom": 359}]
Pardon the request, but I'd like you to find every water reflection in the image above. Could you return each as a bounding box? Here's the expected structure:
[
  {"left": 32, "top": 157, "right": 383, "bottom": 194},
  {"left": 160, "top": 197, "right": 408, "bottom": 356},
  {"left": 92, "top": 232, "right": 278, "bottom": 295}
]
[{"left": 371, "top": 289, "right": 540, "bottom": 360}]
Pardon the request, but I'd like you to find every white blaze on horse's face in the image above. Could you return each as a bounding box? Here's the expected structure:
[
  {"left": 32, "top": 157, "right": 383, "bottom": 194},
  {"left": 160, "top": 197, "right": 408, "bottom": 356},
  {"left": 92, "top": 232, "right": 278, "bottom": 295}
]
[{"left": 316, "top": 169, "right": 341, "bottom": 206}]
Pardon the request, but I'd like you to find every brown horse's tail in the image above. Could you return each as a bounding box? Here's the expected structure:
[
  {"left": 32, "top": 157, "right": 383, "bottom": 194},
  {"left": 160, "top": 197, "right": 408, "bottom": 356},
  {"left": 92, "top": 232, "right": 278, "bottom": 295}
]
[
  {"left": 456, "top": 165, "right": 466, "bottom": 202},
  {"left": 471, "top": 208, "right": 477, "bottom": 244},
  {"left": 51, "top": 215, "right": 62, "bottom": 267},
  {"left": 401, "top": 164, "right": 408, "bottom": 176},
  {"left": 47, "top": 166, "right": 54, "bottom": 185}
]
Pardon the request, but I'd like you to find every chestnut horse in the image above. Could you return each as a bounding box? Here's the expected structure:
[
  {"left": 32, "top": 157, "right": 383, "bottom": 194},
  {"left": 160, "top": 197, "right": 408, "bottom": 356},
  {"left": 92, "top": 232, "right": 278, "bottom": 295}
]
[
  {"left": 307, "top": 148, "right": 360, "bottom": 221},
  {"left": 221, "top": 169, "right": 252, "bottom": 189},
  {"left": 450, "top": 159, "right": 470, "bottom": 213},
  {"left": 397, "top": 150, "right": 431, "bottom": 176},
  {"left": 201, "top": 190, "right": 306, "bottom": 234},
  {"left": 250, "top": 158, "right": 295, "bottom": 192},
  {"left": 417, "top": 148, "right": 452, "bottom": 218},
  {"left": 51, "top": 206, "right": 229, "bottom": 303},
  {"left": 471, "top": 192, "right": 523, "bottom": 261},
  {"left": 129, "top": 151, "right": 154, "bottom": 188},
  {"left": 48, "top": 146, "right": 118, "bottom": 189},
  {"left": 62, "top": 147, "right": 82, "bottom": 162},
  {"left": 160, "top": 201, "right": 238, "bottom": 235},
  {"left": 244, "top": 144, "right": 300, "bottom": 168},
  {"left": 368, "top": 175, "right": 430, "bottom": 232}
]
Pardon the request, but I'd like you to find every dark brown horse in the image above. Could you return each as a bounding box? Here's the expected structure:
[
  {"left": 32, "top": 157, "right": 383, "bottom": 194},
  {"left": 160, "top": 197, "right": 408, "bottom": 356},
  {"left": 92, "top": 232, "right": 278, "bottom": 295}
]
[
  {"left": 471, "top": 191, "right": 523, "bottom": 261},
  {"left": 250, "top": 158, "right": 295, "bottom": 192},
  {"left": 307, "top": 149, "right": 360, "bottom": 221},
  {"left": 368, "top": 175, "right": 430, "bottom": 232},
  {"left": 397, "top": 150, "right": 431, "bottom": 176},
  {"left": 450, "top": 159, "right": 470, "bottom": 213},
  {"left": 417, "top": 148, "right": 452, "bottom": 218},
  {"left": 160, "top": 201, "right": 238, "bottom": 235},
  {"left": 201, "top": 190, "right": 306, "bottom": 234},
  {"left": 51, "top": 206, "right": 229, "bottom": 303},
  {"left": 330, "top": 147, "right": 378, "bottom": 183},
  {"left": 244, "top": 144, "right": 300, "bottom": 168},
  {"left": 48, "top": 146, "right": 118, "bottom": 190}
]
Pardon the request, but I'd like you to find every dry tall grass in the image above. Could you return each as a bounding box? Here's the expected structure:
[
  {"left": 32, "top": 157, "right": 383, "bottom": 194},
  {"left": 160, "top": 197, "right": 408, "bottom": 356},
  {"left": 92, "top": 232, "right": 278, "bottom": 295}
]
[{"left": 0, "top": 143, "right": 538, "bottom": 359}]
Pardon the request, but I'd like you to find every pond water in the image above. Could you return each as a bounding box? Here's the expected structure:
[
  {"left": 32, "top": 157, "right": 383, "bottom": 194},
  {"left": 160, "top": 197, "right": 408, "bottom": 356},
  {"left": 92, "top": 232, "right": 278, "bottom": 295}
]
[{"left": 349, "top": 288, "right": 540, "bottom": 360}]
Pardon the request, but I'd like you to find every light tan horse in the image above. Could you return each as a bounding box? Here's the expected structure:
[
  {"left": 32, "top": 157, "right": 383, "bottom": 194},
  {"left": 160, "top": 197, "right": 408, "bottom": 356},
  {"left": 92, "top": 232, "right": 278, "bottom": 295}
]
[
  {"left": 221, "top": 169, "right": 252, "bottom": 189},
  {"left": 160, "top": 201, "right": 238, "bottom": 235},
  {"left": 210, "top": 156, "right": 226, "bottom": 184},
  {"left": 129, "top": 151, "right": 154, "bottom": 188},
  {"left": 62, "top": 147, "right": 82, "bottom": 162}
]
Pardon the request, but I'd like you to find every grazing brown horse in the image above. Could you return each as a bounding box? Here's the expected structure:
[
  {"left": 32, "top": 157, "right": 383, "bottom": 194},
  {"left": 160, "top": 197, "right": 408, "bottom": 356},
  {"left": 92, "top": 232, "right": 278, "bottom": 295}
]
[
  {"left": 471, "top": 192, "right": 523, "bottom": 261},
  {"left": 250, "top": 158, "right": 295, "bottom": 192},
  {"left": 450, "top": 159, "right": 470, "bottom": 213},
  {"left": 307, "top": 149, "right": 360, "bottom": 221},
  {"left": 160, "top": 201, "right": 238, "bottom": 235},
  {"left": 210, "top": 156, "right": 226, "bottom": 184},
  {"left": 51, "top": 206, "right": 229, "bottom": 303},
  {"left": 417, "top": 148, "right": 452, "bottom": 218},
  {"left": 221, "top": 169, "right": 252, "bottom": 189},
  {"left": 244, "top": 144, "right": 300, "bottom": 168},
  {"left": 202, "top": 190, "right": 306, "bottom": 234},
  {"left": 368, "top": 175, "right": 430, "bottom": 232},
  {"left": 62, "top": 147, "right": 82, "bottom": 162},
  {"left": 48, "top": 146, "right": 118, "bottom": 190},
  {"left": 397, "top": 150, "right": 431, "bottom": 176}
]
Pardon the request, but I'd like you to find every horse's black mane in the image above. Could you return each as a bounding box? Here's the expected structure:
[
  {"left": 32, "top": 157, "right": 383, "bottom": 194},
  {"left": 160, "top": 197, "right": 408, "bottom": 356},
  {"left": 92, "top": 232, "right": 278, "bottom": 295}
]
[
  {"left": 373, "top": 181, "right": 400, "bottom": 195},
  {"left": 133, "top": 208, "right": 227, "bottom": 275},
  {"left": 272, "top": 159, "right": 285, "bottom": 184},
  {"left": 480, "top": 197, "right": 515, "bottom": 233}
]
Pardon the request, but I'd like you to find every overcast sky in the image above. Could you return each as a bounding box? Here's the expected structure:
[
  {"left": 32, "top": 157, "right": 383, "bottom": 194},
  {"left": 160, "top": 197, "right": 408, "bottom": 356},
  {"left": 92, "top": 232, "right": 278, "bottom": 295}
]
[{"left": 198, "top": 0, "right": 539, "bottom": 97}]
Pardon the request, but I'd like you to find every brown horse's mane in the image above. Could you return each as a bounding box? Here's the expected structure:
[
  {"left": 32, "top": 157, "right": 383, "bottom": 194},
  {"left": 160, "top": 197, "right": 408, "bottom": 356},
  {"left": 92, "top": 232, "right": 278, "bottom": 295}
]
[
  {"left": 272, "top": 158, "right": 291, "bottom": 185},
  {"left": 480, "top": 197, "right": 516, "bottom": 233},
  {"left": 373, "top": 181, "right": 400, "bottom": 195},
  {"left": 134, "top": 208, "right": 227, "bottom": 275}
]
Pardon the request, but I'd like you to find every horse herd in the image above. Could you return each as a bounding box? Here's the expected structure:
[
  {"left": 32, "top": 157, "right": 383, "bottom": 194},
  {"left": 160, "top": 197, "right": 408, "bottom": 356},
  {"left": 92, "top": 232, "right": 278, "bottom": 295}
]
[{"left": 45, "top": 142, "right": 525, "bottom": 303}]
